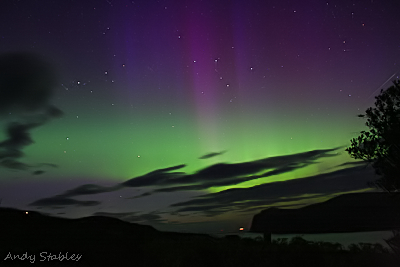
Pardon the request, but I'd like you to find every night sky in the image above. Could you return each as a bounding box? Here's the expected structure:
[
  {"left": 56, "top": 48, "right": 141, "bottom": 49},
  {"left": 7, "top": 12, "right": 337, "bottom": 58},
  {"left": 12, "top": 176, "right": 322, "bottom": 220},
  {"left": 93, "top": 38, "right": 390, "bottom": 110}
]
[{"left": 0, "top": 0, "right": 399, "bottom": 234}]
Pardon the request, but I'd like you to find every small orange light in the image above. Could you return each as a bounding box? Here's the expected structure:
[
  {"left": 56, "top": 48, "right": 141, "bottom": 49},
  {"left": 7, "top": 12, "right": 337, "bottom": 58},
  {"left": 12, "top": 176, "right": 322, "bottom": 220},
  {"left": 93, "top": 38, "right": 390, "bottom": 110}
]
[
  {"left": 25, "top": 212, "right": 29, "bottom": 215},
  {"left": 239, "top": 228, "right": 244, "bottom": 231}
]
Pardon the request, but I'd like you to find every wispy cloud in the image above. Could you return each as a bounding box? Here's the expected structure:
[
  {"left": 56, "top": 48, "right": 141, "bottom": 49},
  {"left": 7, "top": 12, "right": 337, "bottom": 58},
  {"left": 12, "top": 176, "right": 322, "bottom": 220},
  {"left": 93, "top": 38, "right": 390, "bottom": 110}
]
[
  {"left": 29, "top": 196, "right": 100, "bottom": 208},
  {"left": 29, "top": 147, "right": 349, "bottom": 212},
  {"left": 127, "top": 147, "right": 341, "bottom": 196},
  {"left": 28, "top": 184, "right": 120, "bottom": 209},
  {"left": 122, "top": 164, "right": 187, "bottom": 187},
  {"left": 199, "top": 150, "right": 226, "bottom": 159},
  {"left": 170, "top": 164, "right": 376, "bottom": 217},
  {"left": 59, "top": 184, "right": 122, "bottom": 198}
]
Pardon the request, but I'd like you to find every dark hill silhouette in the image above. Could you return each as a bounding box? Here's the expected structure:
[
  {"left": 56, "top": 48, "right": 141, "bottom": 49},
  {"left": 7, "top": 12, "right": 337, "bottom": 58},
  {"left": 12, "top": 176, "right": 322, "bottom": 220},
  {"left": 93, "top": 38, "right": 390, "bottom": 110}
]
[
  {"left": 0, "top": 207, "right": 210, "bottom": 266},
  {"left": 250, "top": 192, "right": 400, "bottom": 234},
  {"left": 0, "top": 206, "right": 398, "bottom": 267},
  {"left": 0, "top": 207, "right": 161, "bottom": 266}
]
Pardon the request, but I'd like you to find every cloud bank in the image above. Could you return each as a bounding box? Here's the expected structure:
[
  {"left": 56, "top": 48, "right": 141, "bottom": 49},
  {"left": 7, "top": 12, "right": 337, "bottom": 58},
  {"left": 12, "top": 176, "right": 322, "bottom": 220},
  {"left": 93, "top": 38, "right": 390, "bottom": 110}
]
[
  {"left": 0, "top": 53, "right": 63, "bottom": 173},
  {"left": 30, "top": 147, "right": 363, "bottom": 215}
]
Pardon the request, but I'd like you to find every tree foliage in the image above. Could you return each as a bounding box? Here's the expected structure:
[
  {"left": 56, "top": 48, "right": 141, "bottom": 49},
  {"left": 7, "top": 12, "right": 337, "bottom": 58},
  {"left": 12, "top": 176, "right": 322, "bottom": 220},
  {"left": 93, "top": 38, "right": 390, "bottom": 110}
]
[{"left": 346, "top": 80, "right": 400, "bottom": 192}]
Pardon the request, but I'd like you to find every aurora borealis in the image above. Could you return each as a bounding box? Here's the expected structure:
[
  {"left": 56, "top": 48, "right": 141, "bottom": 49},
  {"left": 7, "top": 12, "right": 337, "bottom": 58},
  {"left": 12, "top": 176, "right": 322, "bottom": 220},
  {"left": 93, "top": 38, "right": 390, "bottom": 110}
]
[{"left": 0, "top": 0, "right": 399, "bottom": 233}]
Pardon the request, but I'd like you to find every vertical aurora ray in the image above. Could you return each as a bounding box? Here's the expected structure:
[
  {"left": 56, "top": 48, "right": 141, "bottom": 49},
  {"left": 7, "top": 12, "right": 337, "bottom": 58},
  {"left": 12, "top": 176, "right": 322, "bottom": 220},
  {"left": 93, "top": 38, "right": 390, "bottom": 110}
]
[{"left": 185, "top": 1, "right": 223, "bottom": 155}]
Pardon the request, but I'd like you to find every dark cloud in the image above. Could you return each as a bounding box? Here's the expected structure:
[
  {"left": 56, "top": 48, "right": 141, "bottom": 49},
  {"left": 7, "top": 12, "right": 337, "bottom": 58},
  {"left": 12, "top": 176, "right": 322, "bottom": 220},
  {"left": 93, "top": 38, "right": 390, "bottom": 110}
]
[
  {"left": 59, "top": 184, "right": 122, "bottom": 198},
  {"left": 29, "top": 196, "right": 100, "bottom": 208},
  {"left": 199, "top": 150, "right": 226, "bottom": 159},
  {"left": 0, "top": 158, "right": 30, "bottom": 171},
  {"left": 46, "top": 105, "right": 63, "bottom": 118},
  {"left": 128, "top": 147, "right": 341, "bottom": 197},
  {"left": 0, "top": 122, "right": 40, "bottom": 151},
  {"left": 41, "top": 148, "right": 340, "bottom": 204},
  {"left": 176, "top": 147, "right": 340, "bottom": 185},
  {"left": 0, "top": 121, "right": 60, "bottom": 173},
  {"left": 34, "top": 164, "right": 186, "bottom": 203},
  {"left": 170, "top": 165, "right": 376, "bottom": 217},
  {"left": 29, "top": 184, "right": 119, "bottom": 209},
  {"left": 0, "top": 53, "right": 58, "bottom": 114},
  {"left": 0, "top": 122, "right": 42, "bottom": 167},
  {"left": 122, "top": 164, "right": 187, "bottom": 187},
  {"left": 28, "top": 147, "right": 346, "bottom": 212},
  {"left": 30, "top": 164, "right": 58, "bottom": 175},
  {"left": 0, "top": 52, "right": 63, "bottom": 173}
]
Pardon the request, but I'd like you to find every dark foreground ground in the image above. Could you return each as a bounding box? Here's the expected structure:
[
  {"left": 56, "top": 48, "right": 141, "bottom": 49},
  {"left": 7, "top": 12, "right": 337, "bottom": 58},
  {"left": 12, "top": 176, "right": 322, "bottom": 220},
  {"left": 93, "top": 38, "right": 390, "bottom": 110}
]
[{"left": 0, "top": 208, "right": 398, "bottom": 267}]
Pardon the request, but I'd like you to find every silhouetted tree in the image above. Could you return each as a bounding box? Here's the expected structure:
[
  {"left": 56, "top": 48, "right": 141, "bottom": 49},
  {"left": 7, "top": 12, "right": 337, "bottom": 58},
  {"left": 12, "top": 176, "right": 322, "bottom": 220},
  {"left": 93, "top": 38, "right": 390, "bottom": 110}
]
[{"left": 346, "top": 80, "right": 400, "bottom": 192}]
